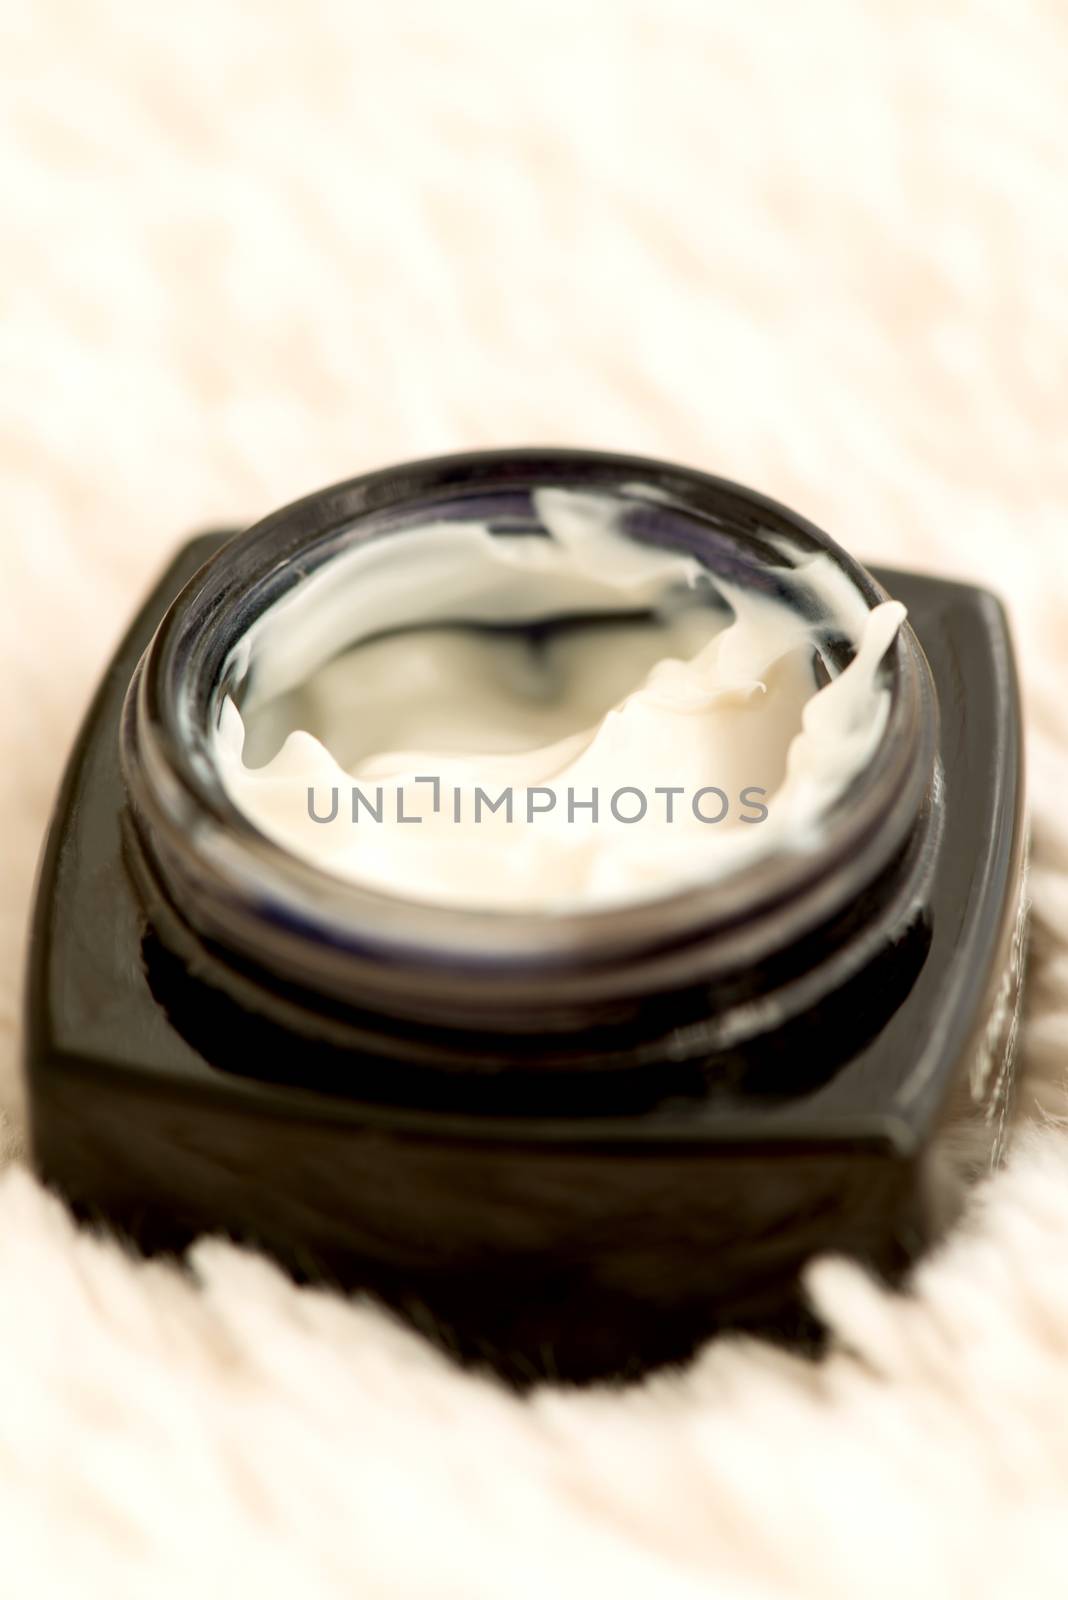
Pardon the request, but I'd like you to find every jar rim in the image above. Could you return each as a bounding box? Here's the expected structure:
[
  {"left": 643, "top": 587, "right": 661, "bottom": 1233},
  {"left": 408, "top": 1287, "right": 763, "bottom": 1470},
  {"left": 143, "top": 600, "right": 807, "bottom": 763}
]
[{"left": 121, "top": 448, "right": 937, "bottom": 1031}]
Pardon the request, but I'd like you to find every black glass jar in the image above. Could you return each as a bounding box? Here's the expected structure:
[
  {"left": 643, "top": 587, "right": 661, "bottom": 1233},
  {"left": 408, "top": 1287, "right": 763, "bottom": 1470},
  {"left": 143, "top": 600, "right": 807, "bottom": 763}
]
[{"left": 25, "top": 450, "right": 1028, "bottom": 1383}]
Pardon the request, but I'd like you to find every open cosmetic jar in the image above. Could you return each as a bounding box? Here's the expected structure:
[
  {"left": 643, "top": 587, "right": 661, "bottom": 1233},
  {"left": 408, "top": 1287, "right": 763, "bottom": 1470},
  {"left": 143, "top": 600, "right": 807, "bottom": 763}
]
[{"left": 25, "top": 450, "right": 1028, "bottom": 1382}]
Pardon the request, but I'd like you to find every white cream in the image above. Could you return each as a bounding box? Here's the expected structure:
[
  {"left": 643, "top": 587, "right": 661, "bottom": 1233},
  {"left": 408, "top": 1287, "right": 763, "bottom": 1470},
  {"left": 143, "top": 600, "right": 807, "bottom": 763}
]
[{"left": 214, "top": 489, "right": 906, "bottom": 911}]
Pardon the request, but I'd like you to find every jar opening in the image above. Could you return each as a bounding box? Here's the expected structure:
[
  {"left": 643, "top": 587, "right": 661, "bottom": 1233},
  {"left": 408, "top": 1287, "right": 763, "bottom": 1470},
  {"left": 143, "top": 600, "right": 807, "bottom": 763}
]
[
  {"left": 209, "top": 478, "right": 905, "bottom": 917},
  {"left": 122, "top": 450, "right": 935, "bottom": 1037}
]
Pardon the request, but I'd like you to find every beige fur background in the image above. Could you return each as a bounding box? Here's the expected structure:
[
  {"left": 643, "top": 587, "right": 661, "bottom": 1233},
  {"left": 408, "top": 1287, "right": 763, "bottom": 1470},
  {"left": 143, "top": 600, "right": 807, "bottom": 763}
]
[{"left": 4, "top": 1, "right": 1068, "bottom": 1593}]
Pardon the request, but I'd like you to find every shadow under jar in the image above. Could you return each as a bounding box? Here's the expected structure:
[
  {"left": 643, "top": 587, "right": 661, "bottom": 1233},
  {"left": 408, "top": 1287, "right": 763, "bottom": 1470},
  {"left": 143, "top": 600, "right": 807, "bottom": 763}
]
[{"left": 25, "top": 450, "right": 1028, "bottom": 1384}]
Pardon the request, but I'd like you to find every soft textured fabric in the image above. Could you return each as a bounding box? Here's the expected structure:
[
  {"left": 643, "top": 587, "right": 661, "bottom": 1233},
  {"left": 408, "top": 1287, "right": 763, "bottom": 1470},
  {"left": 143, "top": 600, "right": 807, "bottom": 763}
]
[{"left": 3, "top": 2, "right": 1068, "bottom": 1594}]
